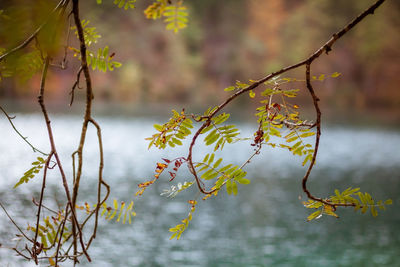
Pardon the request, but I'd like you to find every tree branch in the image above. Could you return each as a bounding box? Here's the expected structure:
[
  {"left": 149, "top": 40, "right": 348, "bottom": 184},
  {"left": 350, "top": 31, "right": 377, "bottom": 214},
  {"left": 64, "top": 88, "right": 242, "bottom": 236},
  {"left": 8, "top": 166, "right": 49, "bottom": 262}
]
[
  {"left": 0, "top": 201, "right": 33, "bottom": 244},
  {"left": 186, "top": 0, "right": 386, "bottom": 198},
  {"left": 0, "top": 106, "right": 48, "bottom": 155},
  {"left": 32, "top": 152, "right": 53, "bottom": 264},
  {"left": 37, "top": 56, "right": 91, "bottom": 262}
]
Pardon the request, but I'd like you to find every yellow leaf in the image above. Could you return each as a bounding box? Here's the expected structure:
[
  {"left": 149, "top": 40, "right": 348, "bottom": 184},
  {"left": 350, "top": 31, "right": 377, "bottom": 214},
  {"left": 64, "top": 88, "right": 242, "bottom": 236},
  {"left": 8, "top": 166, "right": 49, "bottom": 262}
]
[
  {"left": 249, "top": 90, "right": 255, "bottom": 98},
  {"left": 49, "top": 257, "right": 55, "bottom": 266}
]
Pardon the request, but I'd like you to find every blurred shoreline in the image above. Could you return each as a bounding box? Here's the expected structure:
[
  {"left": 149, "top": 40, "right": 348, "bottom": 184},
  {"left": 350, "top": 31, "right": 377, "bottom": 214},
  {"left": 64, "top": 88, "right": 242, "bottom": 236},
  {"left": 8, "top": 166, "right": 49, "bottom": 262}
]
[{"left": 1, "top": 98, "right": 399, "bottom": 129}]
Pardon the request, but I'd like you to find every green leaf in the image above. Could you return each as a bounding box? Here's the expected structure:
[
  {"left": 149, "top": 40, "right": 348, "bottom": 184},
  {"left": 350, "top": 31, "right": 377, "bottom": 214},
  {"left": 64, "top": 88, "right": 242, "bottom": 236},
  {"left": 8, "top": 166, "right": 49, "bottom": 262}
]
[
  {"left": 226, "top": 166, "right": 238, "bottom": 176},
  {"left": 218, "top": 164, "right": 232, "bottom": 173},
  {"left": 205, "top": 129, "right": 217, "bottom": 142},
  {"left": 361, "top": 204, "right": 368, "bottom": 214},
  {"left": 172, "top": 138, "right": 182, "bottom": 146},
  {"left": 80, "top": 46, "right": 122, "bottom": 72},
  {"left": 202, "top": 170, "right": 219, "bottom": 180},
  {"left": 299, "top": 132, "right": 315, "bottom": 138},
  {"left": 234, "top": 170, "right": 246, "bottom": 180},
  {"left": 205, "top": 132, "right": 220, "bottom": 146},
  {"left": 307, "top": 210, "right": 322, "bottom": 221},
  {"left": 113, "top": 0, "right": 136, "bottom": 10},
  {"left": 269, "top": 127, "right": 281, "bottom": 137},
  {"left": 116, "top": 202, "right": 125, "bottom": 222},
  {"left": 237, "top": 178, "right": 250, "bottom": 185},
  {"left": 286, "top": 136, "right": 298, "bottom": 143},
  {"left": 384, "top": 199, "right": 393, "bottom": 205},
  {"left": 235, "top": 80, "right": 248, "bottom": 88},
  {"left": 226, "top": 180, "right": 232, "bottom": 195},
  {"left": 323, "top": 205, "right": 339, "bottom": 218},
  {"left": 232, "top": 181, "right": 238, "bottom": 195},
  {"left": 302, "top": 154, "right": 313, "bottom": 166},
  {"left": 163, "top": 3, "right": 188, "bottom": 33},
  {"left": 370, "top": 205, "right": 378, "bottom": 217},
  {"left": 292, "top": 146, "right": 305, "bottom": 156},
  {"left": 213, "top": 158, "right": 222, "bottom": 169},
  {"left": 202, "top": 154, "right": 210, "bottom": 163},
  {"left": 14, "top": 157, "right": 45, "bottom": 188},
  {"left": 303, "top": 200, "right": 323, "bottom": 209},
  {"left": 208, "top": 153, "right": 215, "bottom": 165},
  {"left": 213, "top": 113, "right": 230, "bottom": 125},
  {"left": 224, "top": 86, "right": 235, "bottom": 91},
  {"left": 154, "top": 124, "right": 163, "bottom": 131}
]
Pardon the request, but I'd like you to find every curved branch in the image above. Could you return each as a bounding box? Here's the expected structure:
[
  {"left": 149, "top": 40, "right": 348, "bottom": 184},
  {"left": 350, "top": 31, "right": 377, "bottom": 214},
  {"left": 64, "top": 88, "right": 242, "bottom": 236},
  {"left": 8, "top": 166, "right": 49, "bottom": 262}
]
[
  {"left": 55, "top": 204, "right": 69, "bottom": 267},
  {"left": 37, "top": 56, "right": 91, "bottom": 262},
  {"left": 0, "top": 201, "right": 33, "bottom": 243},
  {"left": 85, "top": 118, "right": 110, "bottom": 249},
  {"left": 0, "top": 106, "right": 48, "bottom": 155},
  {"left": 301, "top": 63, "right": 332, "bottom": 205},
  {"left": 186, "top": 0, "right": 386, "bottom": 195}
]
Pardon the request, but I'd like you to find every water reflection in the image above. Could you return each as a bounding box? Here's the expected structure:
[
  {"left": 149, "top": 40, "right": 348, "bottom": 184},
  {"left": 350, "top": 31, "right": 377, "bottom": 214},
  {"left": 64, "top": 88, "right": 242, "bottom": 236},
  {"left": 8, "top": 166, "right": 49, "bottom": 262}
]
[{"left": 0, "top": 114, "right": 399, "bottom": 266}]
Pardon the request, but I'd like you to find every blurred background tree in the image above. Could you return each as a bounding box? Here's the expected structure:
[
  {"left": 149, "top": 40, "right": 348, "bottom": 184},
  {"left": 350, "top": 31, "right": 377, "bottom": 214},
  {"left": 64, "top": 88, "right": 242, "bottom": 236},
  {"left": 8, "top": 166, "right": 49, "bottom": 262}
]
[{"left": 0, "top": 0, "right": 399, "bottom": 117}]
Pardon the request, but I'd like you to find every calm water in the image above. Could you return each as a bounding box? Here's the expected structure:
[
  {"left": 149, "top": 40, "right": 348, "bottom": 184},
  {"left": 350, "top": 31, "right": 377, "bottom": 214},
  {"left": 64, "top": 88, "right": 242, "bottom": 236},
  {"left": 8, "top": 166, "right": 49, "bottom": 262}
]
[{"left": 0, "top": 113, "right": 399, "bottom": 266}]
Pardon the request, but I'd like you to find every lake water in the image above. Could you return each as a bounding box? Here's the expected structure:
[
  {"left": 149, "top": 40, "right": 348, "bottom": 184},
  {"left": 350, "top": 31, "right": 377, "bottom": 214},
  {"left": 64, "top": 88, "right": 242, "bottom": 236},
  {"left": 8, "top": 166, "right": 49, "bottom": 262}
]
[{"left": 0, "top": 113, "right": 399, "bottom": 266}]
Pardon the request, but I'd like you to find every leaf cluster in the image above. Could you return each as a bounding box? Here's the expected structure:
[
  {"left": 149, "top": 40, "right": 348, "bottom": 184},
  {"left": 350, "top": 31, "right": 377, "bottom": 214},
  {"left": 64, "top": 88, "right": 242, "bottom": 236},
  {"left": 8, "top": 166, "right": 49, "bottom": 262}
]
[
  {"left": 194, "top": 153, "right": 250, "bottom": 196},
  {"left": 70, "top": 46, "right": 122, "bottom": 72},
  {"left": 280, "top": 130, "right": 315, "bottom": 166},
  {"left": 223, "top": 79, "right": 255, "bottom": 92},
  {"left": 201, "top": 113, "right": 240, "bottom": 151},
  {"left": 71, "top": 19, "right": 101, "bottom": 47},
  {"left": 97, "top": 199, "right": 136, "bottom": 224},
  {"left": 14, "top": 157, "right": 46, "bottom": 188},
  {"left": 163, "top": 2, "right": 188, "bottom": 33},
  {"left": 144, "top": 0, "right": 168, "bottom": 19},
  {"left": 304, "top": 187, "right": 393, "bottom": 221},
  {"left": 253, "top": 78, "right": 315, "bottom": 165},
  {"left": 144, "top": 0, "right": 189, "bottom": 33},
  {"left": 69, "top": 19, "right": 121, "bottom": 73},
  {"left": 146, "top": 109, "right": 193, "bottom": 149},
  {"left": 169, "top": 200, "right": 196, "bottom": 240},
  {"left": 97, "top": 0, "right": 136, "bottom": 10},
  {"left": 27, "top": 214, "right": 70, "bottom": 252},
  {"left": 136, "top": 161, "right": 168, "bottom": 196}
]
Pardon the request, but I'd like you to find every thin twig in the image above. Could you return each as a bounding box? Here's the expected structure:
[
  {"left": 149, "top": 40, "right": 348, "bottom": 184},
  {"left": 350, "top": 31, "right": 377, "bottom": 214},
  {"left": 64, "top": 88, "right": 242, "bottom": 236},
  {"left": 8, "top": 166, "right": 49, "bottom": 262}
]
[
  {"left": 13, "top": 248, "right": 32, "bottom": 260},
  {"left": 0, "top": 201, "right": 33, "bottom": 243},
  {"left": 55, "top": 204, "right": 69, "bottom": 267},
  {"left": 32, "top": 198, "right": 60, "bottom": 215},
  {"left": 69, "top": 66, "right": 83, "bottom": 106},
  {"left": 85, "top": 118, "right": 109, "bottom": 249},
  {"left": 32, "top": 152, "right": 53, "bottom": 263},
  {"left": 70, "top": 0, "right": 97, "bottom": 262},
  {"left": 0, "top": 106, "right": 48, "bottom": 155}
]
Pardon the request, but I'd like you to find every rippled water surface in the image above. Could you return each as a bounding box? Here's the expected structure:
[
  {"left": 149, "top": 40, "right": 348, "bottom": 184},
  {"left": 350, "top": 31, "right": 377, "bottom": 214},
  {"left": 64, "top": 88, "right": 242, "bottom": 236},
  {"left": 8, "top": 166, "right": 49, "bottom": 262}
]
[{"left": 0, "top": 114, "right": 399, "bottom": 266}]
